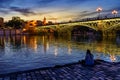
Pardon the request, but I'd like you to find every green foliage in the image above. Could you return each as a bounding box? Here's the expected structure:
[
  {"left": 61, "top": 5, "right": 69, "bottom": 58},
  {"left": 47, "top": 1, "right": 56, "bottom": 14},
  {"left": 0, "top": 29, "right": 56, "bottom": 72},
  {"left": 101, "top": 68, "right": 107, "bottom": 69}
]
[{"left": 5, "top": 18, "right": 24, "bottom": 29}]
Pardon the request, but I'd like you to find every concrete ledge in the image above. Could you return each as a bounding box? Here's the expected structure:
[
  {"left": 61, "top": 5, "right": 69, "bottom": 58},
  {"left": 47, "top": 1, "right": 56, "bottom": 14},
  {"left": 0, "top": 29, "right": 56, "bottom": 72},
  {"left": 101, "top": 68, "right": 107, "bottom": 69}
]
[{"left": 0, "top": 59, "right": 119, "bottom": 80}]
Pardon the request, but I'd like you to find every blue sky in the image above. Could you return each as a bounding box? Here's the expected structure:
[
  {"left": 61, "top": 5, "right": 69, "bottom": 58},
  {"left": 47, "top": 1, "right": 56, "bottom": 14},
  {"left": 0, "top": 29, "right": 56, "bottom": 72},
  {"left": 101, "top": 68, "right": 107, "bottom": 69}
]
[{"left": 0, "top": 0, "right": 120, "bottom": 22}]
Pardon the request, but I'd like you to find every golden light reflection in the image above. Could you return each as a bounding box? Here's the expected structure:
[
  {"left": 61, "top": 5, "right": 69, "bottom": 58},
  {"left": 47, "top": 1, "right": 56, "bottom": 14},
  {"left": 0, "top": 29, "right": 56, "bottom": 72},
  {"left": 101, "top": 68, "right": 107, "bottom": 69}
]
[
  {"left": 42, "top": 36, "right": 45, "bottom": 43},
  {"left": 34, "top": 39, "right": 37, "bottom": 52},
  {"left": 46, "top": 42, "right": 49, "bottom": 51},
  {"left": 68, "top": 44, "right": 72, "bottom": 54},
  {"left": 23, "top": 28, "right": 26, "bottom": 31},
  {"left": 96, "top": 42, "right": 103, "bottom": 53},
  {"left": 23, "top": 36, "right": 26, "bottom": 45},
  {"left": 96, "top": 47, "right": 103, "bottom": 53},
  {"left": 43, "top": 36, "right": 47, "bottom": 52},
  {"left": 54, "top": 45, "right": 58, "bottom": 56},
  {"left": 29, "top": 36, "right": 38, "bottom": 52},
  {"left": 110, "top": 54, "right": 116, "bottom": 62}
]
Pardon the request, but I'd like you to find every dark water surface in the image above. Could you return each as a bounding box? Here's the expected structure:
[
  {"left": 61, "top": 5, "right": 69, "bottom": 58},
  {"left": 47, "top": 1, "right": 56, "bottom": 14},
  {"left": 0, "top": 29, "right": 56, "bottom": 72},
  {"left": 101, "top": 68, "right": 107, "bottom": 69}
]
[{"left": 0, "top": 35, "right": 120, "bottom": 74}]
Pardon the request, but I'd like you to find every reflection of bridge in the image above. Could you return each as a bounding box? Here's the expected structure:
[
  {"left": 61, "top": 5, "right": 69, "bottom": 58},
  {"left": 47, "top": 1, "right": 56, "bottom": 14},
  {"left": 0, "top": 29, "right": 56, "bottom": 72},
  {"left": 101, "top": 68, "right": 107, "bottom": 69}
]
[{"left": 40, "top": 18, "right": 120, "bottom": 36}]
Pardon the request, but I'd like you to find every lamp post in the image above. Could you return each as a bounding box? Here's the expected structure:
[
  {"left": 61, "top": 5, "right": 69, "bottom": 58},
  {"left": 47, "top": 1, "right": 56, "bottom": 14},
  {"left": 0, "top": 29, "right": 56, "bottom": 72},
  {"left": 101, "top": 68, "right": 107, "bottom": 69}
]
[
  {"left": 112, "top": 10, "right": 118, "bottom": 18},
  {"left": 96, "top": 7, "right": 102, "bottom": 19}
]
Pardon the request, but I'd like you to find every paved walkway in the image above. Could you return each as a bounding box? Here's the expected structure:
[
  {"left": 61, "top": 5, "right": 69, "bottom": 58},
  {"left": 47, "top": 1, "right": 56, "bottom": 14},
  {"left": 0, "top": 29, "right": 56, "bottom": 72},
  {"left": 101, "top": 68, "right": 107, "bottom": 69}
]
[{"left": 0, "top": 60, "right": 120, "bottom": 80}]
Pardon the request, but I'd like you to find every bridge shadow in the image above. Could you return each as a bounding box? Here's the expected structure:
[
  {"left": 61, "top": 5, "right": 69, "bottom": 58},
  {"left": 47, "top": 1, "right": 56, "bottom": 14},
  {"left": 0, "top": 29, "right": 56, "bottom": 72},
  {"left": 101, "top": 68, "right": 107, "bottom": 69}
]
[
  {"left": 116, "top": 30, "right": 120, "bottom": 36},
  {"left": 71, "top": 35, "right": 103, "bottom": 43},
  {"left": 71, "top": 26, "right": 96, "bottom": 35},
  {"left": 71, "top": 25, "right": 103, "bottom": 42}
]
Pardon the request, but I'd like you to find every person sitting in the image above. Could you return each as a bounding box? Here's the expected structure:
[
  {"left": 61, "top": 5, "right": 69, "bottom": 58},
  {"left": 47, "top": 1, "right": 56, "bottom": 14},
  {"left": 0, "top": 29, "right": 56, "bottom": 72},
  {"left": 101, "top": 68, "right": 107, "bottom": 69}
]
[{"left": 85, "top": 49, "right": 94, "bottom": 66}]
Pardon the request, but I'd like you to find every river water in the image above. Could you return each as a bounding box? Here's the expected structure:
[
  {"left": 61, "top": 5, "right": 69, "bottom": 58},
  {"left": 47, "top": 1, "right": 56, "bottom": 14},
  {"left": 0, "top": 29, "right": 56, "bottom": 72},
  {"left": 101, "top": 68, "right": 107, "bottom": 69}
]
[{"left": 0, "top": 35, "right": 120, "bottom": 74}]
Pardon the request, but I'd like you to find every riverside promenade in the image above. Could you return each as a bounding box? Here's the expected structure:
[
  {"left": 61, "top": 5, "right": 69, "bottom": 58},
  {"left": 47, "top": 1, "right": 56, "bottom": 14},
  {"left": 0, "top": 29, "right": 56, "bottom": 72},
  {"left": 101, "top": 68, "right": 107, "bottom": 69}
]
[{"left": 0, "top": 60, "right": 120, "bottom": 80}]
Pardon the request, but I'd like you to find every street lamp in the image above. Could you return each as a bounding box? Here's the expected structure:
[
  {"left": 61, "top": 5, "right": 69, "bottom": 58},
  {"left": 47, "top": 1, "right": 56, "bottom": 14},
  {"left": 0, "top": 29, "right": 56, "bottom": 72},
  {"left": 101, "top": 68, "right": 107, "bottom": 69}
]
[
  {"left": 96, "top": 7, "right": 102, "bottom": 19},
  {"left": 112, "top": 10, "right": 118, "bottom": 18}
]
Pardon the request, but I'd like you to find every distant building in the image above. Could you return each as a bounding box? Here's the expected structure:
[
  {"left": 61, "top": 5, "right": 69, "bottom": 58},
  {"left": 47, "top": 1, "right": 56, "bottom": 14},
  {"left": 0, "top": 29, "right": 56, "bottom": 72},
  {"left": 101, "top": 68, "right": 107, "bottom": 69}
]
[
  {"left": 47, "top": 21, "right": 53, "bottom": 25},
  {"left": 36, "top": 20, "right": 43, "bottom": 26},
  {"left": 24, "top": 17, "right": 51, "bottom": 30},
  {"left": 24, "top": 20, "right": 37, "bottom": 30},
  {"left": 0, "top": 17, "right": 4, "bottom": 27}
]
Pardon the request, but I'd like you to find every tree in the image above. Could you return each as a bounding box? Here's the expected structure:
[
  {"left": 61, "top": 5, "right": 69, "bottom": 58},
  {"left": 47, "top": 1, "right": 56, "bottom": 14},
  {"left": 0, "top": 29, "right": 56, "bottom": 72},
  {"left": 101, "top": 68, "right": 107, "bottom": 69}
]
[{"left": 5, "top": 17, "right": 24, "bottom": 29}]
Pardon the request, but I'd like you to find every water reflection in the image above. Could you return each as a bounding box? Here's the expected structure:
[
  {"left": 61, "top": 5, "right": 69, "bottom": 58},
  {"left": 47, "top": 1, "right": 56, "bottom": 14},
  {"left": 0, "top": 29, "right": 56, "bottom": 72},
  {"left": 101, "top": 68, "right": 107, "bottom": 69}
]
[
  {"left": 110, "top": 54, "right": 116, "bottom": 62},
  {"left": 0, "top": 35, "right": 120, "bottom": 74},
  {"left": 116, "top": 36, "right": 120, "bottom": 47},
  {"left": 0, "top": 35, "right": 120, "bottom": 59},
  {"left": 28, "top": 36, "right": 37, "bottom": 52},
  {"left": 68, "top": 43, "right": 72, "bottom": 55},
  {"left": 72, "top": 35, "right": 95, "bottom": 43},
  {"left": 54, "top": 45, "right": 58, "bottom": 56}
]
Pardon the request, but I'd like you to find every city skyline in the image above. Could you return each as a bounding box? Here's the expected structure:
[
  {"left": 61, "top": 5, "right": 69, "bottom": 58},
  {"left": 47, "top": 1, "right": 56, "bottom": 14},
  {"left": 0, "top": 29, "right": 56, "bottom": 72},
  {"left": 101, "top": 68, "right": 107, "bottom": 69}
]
[{"left": 0, "top": 0, "right": 120, "bottom": 22}]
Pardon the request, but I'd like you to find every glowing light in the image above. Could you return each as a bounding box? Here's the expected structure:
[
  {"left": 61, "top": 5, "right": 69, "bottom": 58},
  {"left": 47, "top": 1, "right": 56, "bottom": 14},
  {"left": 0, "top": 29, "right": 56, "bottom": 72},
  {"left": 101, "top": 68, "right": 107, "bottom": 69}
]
[
  {"left": 96, "top": 7, "right": 102, "bottom": 12},
  {"left": 33, "top": 39, "right": 37, "bottom": 52},
  {"left": 23, "top": 36, "right": 26, "bottom": 45},
  {"left": 23, "top": 28, "right": 26, "bottom": 31},
  {"left": 68, "top": 44, "right": 72, "bottom": 54},
  {"left": 46, "top": 42, "right": 49, "bottom": 50},
  {"left": 112, "top": 10, "right": 118, "bottom": 15},
  {"left": 112, "top": 10, "right": 118, "bottom": 17},
  {"left": 110, "top": 54, "right": 116, "bottom": 62},
  {"left": 29, "top": 36, "right": 37, "bottom": 52},
  {"left": 96, "top": 7, "right": 102, "bottom": 18},
  {"left": 54, "top": 45, "right": 58, "bottom": 56}
]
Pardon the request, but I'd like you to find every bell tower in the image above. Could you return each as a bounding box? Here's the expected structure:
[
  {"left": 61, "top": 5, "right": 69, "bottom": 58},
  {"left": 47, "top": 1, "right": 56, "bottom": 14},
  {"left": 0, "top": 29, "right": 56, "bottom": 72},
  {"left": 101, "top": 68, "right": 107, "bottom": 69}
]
[{"left": 43, "top": 17, "right": 46, "bottom": 25}]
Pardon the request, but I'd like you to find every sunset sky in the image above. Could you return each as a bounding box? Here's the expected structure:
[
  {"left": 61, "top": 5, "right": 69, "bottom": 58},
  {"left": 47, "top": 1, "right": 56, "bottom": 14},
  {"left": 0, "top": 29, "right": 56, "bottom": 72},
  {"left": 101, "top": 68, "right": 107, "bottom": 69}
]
[{"left": 0, "top": 0, "right": 120, "bottom": 22}]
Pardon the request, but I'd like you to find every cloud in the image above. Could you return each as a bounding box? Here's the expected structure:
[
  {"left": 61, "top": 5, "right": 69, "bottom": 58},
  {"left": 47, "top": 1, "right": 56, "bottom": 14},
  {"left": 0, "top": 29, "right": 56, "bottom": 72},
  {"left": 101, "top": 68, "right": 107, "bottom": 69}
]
[
  {"left": 69, "top": 11, "right": 97, "bottom": 21},
  {"left": 9, "top": 7, "right": 36, "bottom": 16},
  {"left": 37, "top": 0, "right": 56, "bottom": 3},
  {"left": 0, "top": 9, "right": 9, "bottom": 14},
  {"left": 72, "top": 5, "right": 120, "bottom": 21},
  {"left": 100, "top": 6, "right": 120, "bottom": 17},
  {"left": 0, "top": 0, "right": 14, "bottom": 7},
  {"left": 75, "top": 11, "right": 97, "bottom": 19},
  {"left": 111, "top": 6, "right": 120, "bottom": 11},
  {"left": 0, "top": 0, "right": 120, "bottom": 21},
  {"left": 81, "top": 11, "right": 97, "bottom": 17},
  {"left": 0, "top": 0, "right": 15, "bottom": 14},
  {"left": 35, "top": 0, "right": 57, "bottom": 7},
  {"left": 67, "top": 0, "right": 90, "bottom": 3},
  {"left": 35, "top": 0, "right": 90, "bottom": 8},
  {"left": 99, "top": 6, "right": 120, "bottom": 16}
]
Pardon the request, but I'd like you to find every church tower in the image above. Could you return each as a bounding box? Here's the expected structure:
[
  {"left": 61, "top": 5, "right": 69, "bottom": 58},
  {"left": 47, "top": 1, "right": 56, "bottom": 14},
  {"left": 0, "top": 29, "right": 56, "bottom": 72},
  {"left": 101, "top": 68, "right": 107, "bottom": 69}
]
[{"left": 43, "top": 17, "right": 46, "bottom": 25}]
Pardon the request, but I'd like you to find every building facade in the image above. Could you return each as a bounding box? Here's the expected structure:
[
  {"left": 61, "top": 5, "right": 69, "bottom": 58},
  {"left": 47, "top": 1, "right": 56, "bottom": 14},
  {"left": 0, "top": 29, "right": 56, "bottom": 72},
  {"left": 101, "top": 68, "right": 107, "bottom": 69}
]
[{"left": 0, "top": 17, "right": 4, "bottom": 27}]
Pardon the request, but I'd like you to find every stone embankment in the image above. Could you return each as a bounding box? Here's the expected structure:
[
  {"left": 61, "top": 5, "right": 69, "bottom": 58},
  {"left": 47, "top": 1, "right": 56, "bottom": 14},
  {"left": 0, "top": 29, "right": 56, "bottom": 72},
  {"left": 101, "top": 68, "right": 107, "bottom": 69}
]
[{"left": 0, "top": 60, "right": 120, "bottom": 80}]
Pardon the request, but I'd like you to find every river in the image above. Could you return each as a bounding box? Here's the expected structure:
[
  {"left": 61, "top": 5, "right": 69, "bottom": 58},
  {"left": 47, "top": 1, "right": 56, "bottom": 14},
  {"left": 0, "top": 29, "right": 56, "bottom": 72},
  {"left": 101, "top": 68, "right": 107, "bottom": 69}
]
[{"left": 0, "top": 35, "right": 120, "bottom": 74}]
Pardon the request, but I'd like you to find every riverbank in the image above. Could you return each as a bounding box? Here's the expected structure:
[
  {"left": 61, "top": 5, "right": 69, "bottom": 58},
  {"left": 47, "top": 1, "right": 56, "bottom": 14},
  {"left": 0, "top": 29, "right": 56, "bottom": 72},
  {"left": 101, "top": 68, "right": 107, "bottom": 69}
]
[{"left": 0, "top": 60, "right": 120, "bottom": 80}]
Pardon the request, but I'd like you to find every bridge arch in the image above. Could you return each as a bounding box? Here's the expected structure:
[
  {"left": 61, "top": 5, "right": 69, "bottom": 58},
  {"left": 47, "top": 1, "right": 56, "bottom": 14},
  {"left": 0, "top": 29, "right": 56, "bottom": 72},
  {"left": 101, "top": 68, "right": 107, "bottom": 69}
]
[
  {"left": 104, "top": 23, "right": 120, "bottom": 36},
  {"left": 69, "top": 24, "right": 97, "bottom": 30},
  {"left": 105, "top": 23, "right": 120, "bottom": 32},
  {"left": 71, "top": 25, "right": 97, "bottom": 36}
]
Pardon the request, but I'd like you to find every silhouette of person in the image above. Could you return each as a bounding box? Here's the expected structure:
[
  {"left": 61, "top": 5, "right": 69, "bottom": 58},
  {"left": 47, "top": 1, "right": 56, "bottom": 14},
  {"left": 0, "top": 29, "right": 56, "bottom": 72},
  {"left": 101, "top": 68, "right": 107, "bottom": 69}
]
[{"left": 85, "top": 49, "right": 94, "bottom": 66}]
